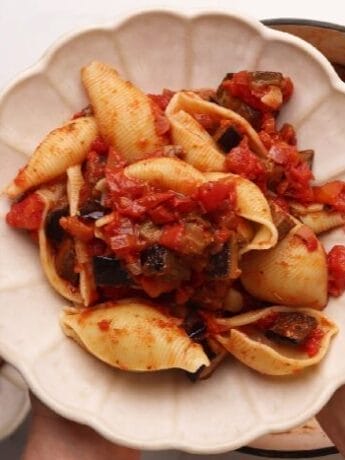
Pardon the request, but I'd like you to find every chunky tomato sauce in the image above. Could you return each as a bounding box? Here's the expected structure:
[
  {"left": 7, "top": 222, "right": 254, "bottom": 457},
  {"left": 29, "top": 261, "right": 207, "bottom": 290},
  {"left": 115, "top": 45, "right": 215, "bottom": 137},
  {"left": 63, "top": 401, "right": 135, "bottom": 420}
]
[
  {"left": 6, "top": 193, "right": 45, "bottom": 231},
  {"left": 255, "top": 312, "right": 323, "bottom": 358},
  {"left": 5, "top": 69, "right": 345, "bottom": 312},
  {"left": 99, "top": 155, "right": 238, "bottom": 303},
  {"left": 327, "top": 245, "right": 345, "bottom": 297}
]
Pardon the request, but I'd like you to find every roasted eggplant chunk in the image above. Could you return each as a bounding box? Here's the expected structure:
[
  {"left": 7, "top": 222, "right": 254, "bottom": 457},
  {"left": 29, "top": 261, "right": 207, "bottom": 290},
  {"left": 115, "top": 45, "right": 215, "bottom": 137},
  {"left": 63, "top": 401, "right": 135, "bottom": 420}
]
[
  {"left": 45, "top": 206, "right": 69, "bottom": 244},
  {"left": 182, "top": 310, "right": 207, "bottom": 342},
  {"left": 55, "top": 237, "right": 79, "bottom": 285},
  {"left": 92, "top": 256, "right": 131, "bottom": 286},
  {"left": 214, "top": 125, "right": 242, "bottom": 152},
  {"left": 140, "top": 244, "right": 190, "bottom": 280},
  {"left": 207, "top": 242, "right": 231, "bottom": 279},
  {"left": 265, "top": 312, "right": 317, "bottom": 346},
  {"left": 79, "top": 199, "right": 107, "bottom": 220},
  {"left": 269, "top": 202, "right": 296, "bottom": 240}
]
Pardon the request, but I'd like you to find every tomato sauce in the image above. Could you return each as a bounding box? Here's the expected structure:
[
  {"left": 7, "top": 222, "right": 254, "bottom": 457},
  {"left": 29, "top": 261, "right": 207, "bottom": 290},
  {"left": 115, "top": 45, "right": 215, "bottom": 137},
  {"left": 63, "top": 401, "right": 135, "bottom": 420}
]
[
  {"left": 327, "top": 245, "right": 345, "bottom": 297},
  {"left": 6, "top": 193, "right": 45, "bottom": 231}
]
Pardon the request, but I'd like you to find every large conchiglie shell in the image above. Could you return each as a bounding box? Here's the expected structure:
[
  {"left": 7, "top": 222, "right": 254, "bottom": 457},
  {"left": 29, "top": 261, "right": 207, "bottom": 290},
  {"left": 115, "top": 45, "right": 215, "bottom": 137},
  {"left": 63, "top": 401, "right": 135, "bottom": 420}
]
[
  {"left": 214, "top": 306, "right": 338, "bottom": 376},
  {"left": 166, "top": 92, "right": 267, "bottom": 173},
  {"left": 300, "top": 211, "right": 345, "bottom": 235},
  {"left": 167, "top": 110, "right": 226, "bottom": 172},
  {"left": 124, "top": 157, "right": 205, "bottom": 195},
  {"left": 60, "top": 299, "right": 210, "bottom": 372},
  {"left": 67, "top": 166, "right": 97, "bottom": 306},
  {"left": 5, "top": 116, "right": 98, "bottom": 199},
  {"left": 204, "top": 172, "right": 278, "bottom": 254},
  {"left": 241, "top": 224, "right": 328, "bottom": 309},
  {"left": 36, "top": 186, "right": 82, "bottom": 304},
  {"left": 82, "top": 61, "right": 165, "bottom": 163}
]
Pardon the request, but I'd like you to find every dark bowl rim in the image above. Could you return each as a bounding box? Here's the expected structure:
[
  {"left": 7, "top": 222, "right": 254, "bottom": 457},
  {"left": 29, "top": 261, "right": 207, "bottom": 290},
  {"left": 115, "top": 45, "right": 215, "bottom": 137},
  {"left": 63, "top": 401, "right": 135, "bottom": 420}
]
[
  {"left": 262, "top": 18, "right": 345, "bottom": 33},
  {"left": 238, "top": 446, "right": 338, "bottom": 458}
]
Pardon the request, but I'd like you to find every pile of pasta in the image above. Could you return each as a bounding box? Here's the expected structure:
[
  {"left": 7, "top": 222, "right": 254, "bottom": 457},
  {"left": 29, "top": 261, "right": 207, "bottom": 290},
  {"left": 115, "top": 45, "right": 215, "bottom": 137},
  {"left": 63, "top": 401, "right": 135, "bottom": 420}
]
[{"left": 5, "top": 62, "right": 345, "bottom": 378}]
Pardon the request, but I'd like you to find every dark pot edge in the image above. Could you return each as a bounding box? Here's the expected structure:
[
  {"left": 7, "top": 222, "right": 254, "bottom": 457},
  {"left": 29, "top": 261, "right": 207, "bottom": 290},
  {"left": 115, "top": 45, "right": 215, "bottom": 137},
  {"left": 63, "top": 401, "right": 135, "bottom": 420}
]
[{"left": 262, "top": 18, "right": 345, "bottom": 33}]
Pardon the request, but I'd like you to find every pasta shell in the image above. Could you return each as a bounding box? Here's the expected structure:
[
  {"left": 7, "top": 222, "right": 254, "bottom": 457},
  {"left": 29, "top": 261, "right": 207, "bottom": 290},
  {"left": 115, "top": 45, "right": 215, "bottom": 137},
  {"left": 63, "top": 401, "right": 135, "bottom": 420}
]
[
  {"left": 5, "top": 117, "right": 98, "bottom": 199},
  {"left": 37, "top": 186, "right": 82, "bottom": 304},
  {"left": 66, "top": 165, "right": 97, "bottom": 306},
  {"left": 124, "top": 157, "right": 205, "bottom": 195},
  {"left": 60, "top": 299, "right": 210, "bottom": 372},
  {"left": 300, "top": 211, "right": 345, "bottom": 235},
  {"left": 82, "top": 61, "right": 165, "bottom": 162},
  {"left": 241, "top": 224, "right": 328, "bottom": 309},
  {"left": 166, "top": 92, "right": 267, "bottom": 172},
  {"left": 167, "top": 110, "right": 226, "bottom": 172},
  {"left": 289, "top": 202, "right": 324, "bottom": 215},
  {"left": 204, "top": 172, "right": 278, "bottom": 254},
  {"left": 223, "top": 288, "right": 244, "bottom": 314},
  {"left": 214, "top": 306, "right": 338, "bottom": 376}
]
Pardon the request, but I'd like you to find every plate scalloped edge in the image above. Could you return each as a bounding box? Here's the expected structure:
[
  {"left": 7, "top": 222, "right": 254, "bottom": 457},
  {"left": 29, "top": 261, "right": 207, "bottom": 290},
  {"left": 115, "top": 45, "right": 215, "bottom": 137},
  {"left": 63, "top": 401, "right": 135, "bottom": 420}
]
[{"left": 0, "top": 7, "right": 345, "bottom": 454}]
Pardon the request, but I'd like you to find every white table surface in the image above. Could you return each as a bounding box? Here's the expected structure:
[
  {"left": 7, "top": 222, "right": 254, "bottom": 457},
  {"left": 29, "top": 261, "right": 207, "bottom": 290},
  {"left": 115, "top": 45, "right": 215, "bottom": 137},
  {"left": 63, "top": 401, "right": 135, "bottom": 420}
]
[{"left": 0, "top": 0, "right": 344, "bottom": 458}]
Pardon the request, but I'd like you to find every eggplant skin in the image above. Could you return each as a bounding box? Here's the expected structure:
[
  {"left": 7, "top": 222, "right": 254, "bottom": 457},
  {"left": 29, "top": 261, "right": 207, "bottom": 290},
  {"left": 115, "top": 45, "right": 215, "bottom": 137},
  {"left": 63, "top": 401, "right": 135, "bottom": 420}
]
[
  {"left": 216, "top": 126, "right": 242, "bottom": 152},
  {"left": 207, "top": 242, "right": 230, "bottom": 279},
  {"left": 55, "top": 237, "right": 79, "bottom": 286},
  {"left": 92, "top": 256, "right": 131, "bottom": 286},
  {"left": 265, "top": 312, "right": 317, "bottom": 346},
  {"left": 140, "top": 244, "right": 170, "bottom": 275},
  {"left": 182, "top": 311, "right": 207, "bottom": 342},
  {"left": 45, "top": 207, "right": 69, "bottom": 244},
  {"left": 79, "top": 199, "right": 107, "bottom": 220}
]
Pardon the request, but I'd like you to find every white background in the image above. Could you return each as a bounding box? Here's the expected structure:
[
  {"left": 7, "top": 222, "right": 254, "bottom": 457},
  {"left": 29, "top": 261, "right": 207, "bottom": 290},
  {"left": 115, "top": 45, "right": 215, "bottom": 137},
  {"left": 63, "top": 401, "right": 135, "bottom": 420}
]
[{"left": 0, "top": 0, "right": 344, "bottom": 458}]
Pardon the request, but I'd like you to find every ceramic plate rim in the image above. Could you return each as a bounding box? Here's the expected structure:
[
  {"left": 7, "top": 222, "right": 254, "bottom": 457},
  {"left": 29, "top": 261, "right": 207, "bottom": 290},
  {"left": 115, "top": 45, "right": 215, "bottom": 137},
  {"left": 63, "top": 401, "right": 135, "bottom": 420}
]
[{"left": 1, "top": 8, "right": 345, "bottom": 453}]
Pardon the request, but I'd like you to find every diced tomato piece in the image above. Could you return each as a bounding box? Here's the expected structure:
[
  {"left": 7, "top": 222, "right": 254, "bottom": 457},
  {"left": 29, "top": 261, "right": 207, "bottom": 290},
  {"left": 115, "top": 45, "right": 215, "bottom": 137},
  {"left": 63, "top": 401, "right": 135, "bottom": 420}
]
[
  {"left": 279, "top": 123, "right": 296, "bottom": 145},
  {"left": 271, "top": 143, "right": 314, "bottom": 203},
  {"left": 225, "top": 137, "right": 267, "bottom": 190},
  {"left": 117, "top": 197, "right": 146, "bottom": 219},
  {"left": 327, "top": 245, "right": 345, "bottom": 297},
  {"left": 149, "top": 99, "right": 171, "bottom": 137},
  {"left": 104, "top": 217, "right": 143, "bottom": 259},
  {"left": 281, "top": 77, "right": 294, "bottom": 102},
  {"left": 148, "top": 205, "right": 177, "bottom": 225},
  {"left": 196, "top": 180, "right": 236, "bottom": 213},
  {"left": 193, "top": 113, "right": 220, "bottom": 134},
  {"left": 261, "top": 113, "right": 277, "bottom": 134},
  {"left": 223, "top": 71, "right": 293, "bottom": 113},
  {"left": 269, "top": 142, "right": 299, "bottom": 165},
  {"left": 6, "top": 193, "right": 45, "bottom": 231},
  {"left": 171, "top": 195, "right": 197, "bottom": 213},
  {"left": 84, "top": 150, "right": 106, "bottom": 185},
  {"left": 106, "top": 170, "right": 147, "bottom": 200},
  {"left": 90, "top": 137, "right": 108, "bottom": 154},
  {"left": 301, "top": 328, "right": 324, "bottom": 357},
  {"left": 256, "top": 312, "right": 279, "bottom": 330},
  {"left": 109, "top": 234, "right": 142, "bottom": 258},
  {"left": 159, "top": 223, "right": 184, "bottom": 251},
  {"left": 148, "top": 89, "right": 175, "bottom": 111},
  {"left": 106, "top": 147, "right": 127, "bottom": 171},
  {"left": 138, "top": 192, "right": 175, "bottom": 210},
  {"left": 313, "top": 181, "right": 345, "bottom": 213},
  {"left": 60, "top": 216, "right": 94, "bottom": 242}
]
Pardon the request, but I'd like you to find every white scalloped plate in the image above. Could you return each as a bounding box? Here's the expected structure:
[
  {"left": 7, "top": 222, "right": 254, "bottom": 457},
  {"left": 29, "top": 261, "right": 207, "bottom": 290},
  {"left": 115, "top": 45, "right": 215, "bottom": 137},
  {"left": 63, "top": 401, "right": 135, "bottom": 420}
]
[{"left": 0, "top": 9, "right": 344, "bottom": 454}]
